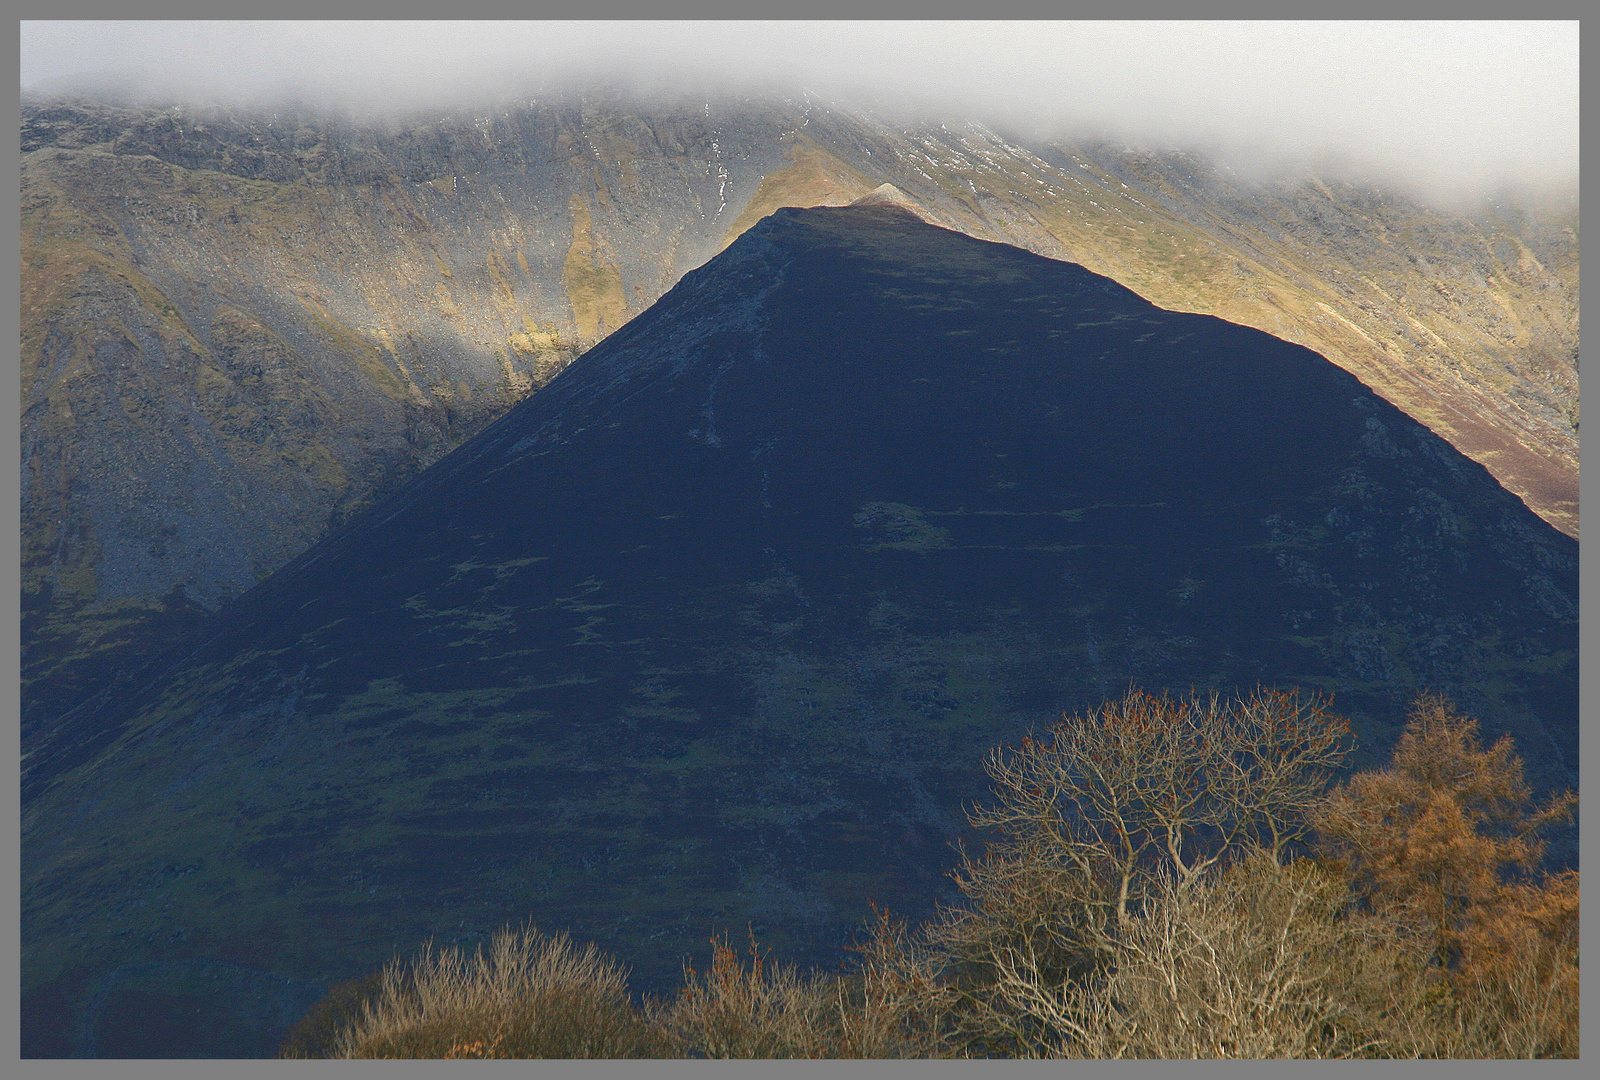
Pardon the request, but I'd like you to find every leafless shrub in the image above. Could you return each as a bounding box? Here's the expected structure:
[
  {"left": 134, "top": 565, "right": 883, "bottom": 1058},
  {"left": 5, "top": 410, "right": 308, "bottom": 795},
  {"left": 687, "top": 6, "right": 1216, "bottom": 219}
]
[
  {"left": 649, "top": 933, "right": 840, "bottom": 1058},
  {"left": 330, "top": 922, "right": 660, "bottom": 1058},
  {"left": 843, "top": 905, "right": 961, "bottom": 1057}
]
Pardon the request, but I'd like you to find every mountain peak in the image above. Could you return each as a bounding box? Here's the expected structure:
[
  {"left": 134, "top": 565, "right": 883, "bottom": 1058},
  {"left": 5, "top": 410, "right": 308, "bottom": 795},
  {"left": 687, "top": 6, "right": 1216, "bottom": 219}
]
[
  {"left": 847, "top": 182, "right": 927, "bottom": 219},
  {"left": 20, "top": 206, "right": 1575, "bottom": 1057}
]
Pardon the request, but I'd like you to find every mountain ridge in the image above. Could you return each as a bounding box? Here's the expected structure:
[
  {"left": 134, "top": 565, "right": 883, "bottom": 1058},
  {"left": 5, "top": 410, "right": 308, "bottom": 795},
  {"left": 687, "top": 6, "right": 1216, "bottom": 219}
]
[{"left": 21, "top": 92, "right": 1579, "bottom": 738}]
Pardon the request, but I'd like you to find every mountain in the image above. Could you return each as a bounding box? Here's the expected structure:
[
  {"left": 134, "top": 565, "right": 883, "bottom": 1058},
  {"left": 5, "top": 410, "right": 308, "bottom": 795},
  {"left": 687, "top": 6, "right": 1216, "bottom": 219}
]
[
  {"left": 19, "top": 87, "right": 1579, "bottom": 735},
  {"left": 21, "top": 204, "right": 1577, "bottom": 1057}
]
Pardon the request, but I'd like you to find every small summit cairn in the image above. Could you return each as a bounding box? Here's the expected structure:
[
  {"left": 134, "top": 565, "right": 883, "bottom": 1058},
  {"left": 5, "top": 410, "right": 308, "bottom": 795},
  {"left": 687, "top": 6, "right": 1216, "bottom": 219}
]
[{"left": 848, "top": 183, "right": 929, "bottom": 221}]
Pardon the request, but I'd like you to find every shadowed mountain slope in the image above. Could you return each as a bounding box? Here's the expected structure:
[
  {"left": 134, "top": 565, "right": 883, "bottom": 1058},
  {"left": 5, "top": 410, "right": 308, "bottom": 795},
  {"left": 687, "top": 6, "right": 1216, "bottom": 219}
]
[
  {"left": 21, "top": 204, "right": 1576, "bottom": 1058},
  {"left": 20, "top": 89, "right": 1578, "bottom": 738}
]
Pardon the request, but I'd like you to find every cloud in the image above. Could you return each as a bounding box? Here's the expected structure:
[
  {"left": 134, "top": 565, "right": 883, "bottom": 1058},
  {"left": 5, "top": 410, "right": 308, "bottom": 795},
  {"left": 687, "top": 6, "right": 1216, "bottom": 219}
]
[{"left": 20, "top": 20, "right": 1578, "bottom": 203}]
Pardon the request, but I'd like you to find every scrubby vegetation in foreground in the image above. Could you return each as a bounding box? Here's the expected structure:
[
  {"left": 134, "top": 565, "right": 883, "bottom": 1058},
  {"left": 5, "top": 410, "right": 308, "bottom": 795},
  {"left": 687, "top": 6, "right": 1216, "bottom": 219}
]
[{"left": 280, "top": 690, "right": 1578, "bottom": 1059}]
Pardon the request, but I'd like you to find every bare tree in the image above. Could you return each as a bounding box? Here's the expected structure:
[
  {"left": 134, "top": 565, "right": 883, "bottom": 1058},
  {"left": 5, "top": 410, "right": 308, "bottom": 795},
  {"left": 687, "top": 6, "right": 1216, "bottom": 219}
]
[
  {"left": 1062, "top": 851, "right": 1442, "bottom": 1059},
  {"left": 971, "top": 686, "right": 1347, "bottom": 925},
  {"left": 915, "top": 687, "right": 1351, "bottom": 1055}
]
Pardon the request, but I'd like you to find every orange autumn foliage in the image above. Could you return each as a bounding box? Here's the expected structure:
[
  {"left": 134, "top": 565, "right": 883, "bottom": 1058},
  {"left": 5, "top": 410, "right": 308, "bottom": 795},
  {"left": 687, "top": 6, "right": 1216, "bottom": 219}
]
[{"left": 1311, "top": 694, "right": 1578, "bottom": 1055}]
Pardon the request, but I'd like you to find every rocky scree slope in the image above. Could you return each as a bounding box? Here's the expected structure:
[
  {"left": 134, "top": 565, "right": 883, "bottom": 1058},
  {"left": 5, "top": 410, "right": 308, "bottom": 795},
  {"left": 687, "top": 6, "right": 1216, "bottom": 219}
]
[{"left": 21, "top": 204, "right": 1576, "bottom": 1058}]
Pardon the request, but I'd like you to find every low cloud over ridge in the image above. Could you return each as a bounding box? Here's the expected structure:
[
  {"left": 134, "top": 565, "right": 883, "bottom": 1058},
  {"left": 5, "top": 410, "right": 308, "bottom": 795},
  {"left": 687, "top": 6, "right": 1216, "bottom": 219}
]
[{"left": 20, "top": 20, "right": 1578, "bottom": 205}]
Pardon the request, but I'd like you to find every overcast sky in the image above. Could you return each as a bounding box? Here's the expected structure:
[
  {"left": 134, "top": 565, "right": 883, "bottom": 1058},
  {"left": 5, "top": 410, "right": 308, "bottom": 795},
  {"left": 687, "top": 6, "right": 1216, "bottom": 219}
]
[{"left": 19, "top": 20, "right": 1579, "bottom": 203}]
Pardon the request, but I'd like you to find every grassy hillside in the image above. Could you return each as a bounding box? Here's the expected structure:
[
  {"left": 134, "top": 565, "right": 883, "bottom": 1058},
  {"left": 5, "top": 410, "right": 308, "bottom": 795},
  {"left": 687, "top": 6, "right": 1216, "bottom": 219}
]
[
  {"left": 21, "top": 206, "right": 1575, "bottom": 1057},
  {"left": 19, "top": 87, "right": 1578, "bottom": 748}
]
